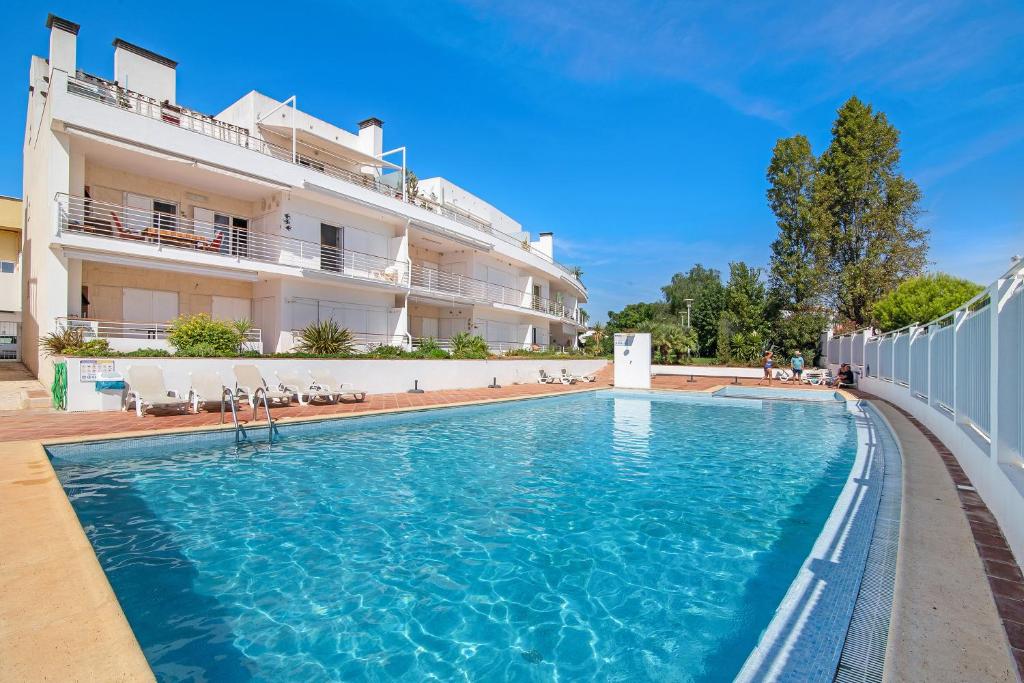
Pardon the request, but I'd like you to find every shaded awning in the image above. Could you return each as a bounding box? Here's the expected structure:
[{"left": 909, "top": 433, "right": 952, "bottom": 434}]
[{"left": 259, "top": 122, "right": 400, "bottom": 169}]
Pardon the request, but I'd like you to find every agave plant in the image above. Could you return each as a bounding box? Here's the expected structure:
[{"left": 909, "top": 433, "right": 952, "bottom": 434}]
[
  {"left": 40, "top": 327, "right": 85, "bottom": 356},
  {"left": 295, "top": 319, "right": 355, "bottom": 356},
  {"left": 450, "top": 332, "right": 490, "bottom": 359}
]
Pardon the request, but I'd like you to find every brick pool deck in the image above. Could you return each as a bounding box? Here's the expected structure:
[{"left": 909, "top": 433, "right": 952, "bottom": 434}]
[{"left": 1, "top": 370, "right": 1020, "bottom": 680}]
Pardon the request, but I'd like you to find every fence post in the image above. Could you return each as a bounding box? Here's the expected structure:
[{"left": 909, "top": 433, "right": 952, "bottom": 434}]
[{"left": 989, "top": 279, "right": 1003, "bottom": 461}]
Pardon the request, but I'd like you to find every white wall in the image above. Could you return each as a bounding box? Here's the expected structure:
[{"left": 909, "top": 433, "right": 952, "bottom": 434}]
[
  {"left": 861, "top": 376, "right": 1024, "bottom": 565},
  {"left": 654, "top": 365, "right": 764, "bottom": 378},
  {"left": 62, "top": 357, "right": 609, "bottom": 412}
]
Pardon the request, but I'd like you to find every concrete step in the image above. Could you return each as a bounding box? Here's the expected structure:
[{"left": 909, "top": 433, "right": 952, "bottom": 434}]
[{"left": 18, "top": 389, "right": 52, "bottom": 411}]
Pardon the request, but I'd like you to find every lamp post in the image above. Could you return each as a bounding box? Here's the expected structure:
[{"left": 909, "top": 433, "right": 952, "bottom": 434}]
[{"left": 684, "top": 298, "right": 693, "bottom": 329}]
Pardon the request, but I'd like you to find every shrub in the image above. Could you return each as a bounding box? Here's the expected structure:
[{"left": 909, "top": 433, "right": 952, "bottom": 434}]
[
  {"left": 175, "top": 342, "right": 231, "bottom": 358},
  {"left": 168, "top": 313, "right": 241, "bottom": 356},
  {"left": 41, "top": 327, "right": 85, "bottom": 356},
  {"left": 41, "top": 329, "right": 114, "bottom": 356},
  {"left": 294, "top": 319, "right": 354, "bottom": 356},
  {"left": 450, "top": 332, "right": 489, "bottom": 359},
  {"left": 122, "top": 347, "right": 172, "bottom": 357},
  {"left": 73, "top": 339, "right": 112, "bottom": 356},
  {"left": 871, "top": 273, "right": 984, "bottom": 332},
  {"left": 370, "top": 344, "right": 404, "bottom": 358}
]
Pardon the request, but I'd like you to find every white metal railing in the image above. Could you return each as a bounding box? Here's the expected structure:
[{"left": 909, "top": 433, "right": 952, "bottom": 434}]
[
  {"left": 411, "top": 337, "right": 556, "bottom": 354},
  {"left": 909, "top": 327, "right": 929, "bottom": 398},
  {"left": 878, "top": 336, "right": 894, "bottom": 380},
  {"left": 58, "top": 317, "right": 262, "bottom": 344},
  {"left": 57, "top": 194, "right": 409, "bottom": 287},
  {"left": 834, "top": 259, "right": 1024, "bottom": 565},
  {"left": 929, "top": 320, "right": 955, "bottom": 411},
  {"left": 893, "top": 330, "right": 911, "bottom": 386},
  {"left": 409, "top": 264, "right": 582, "bottom": 324},
  {"left": 287, "top": 329, "right": 409, "bottom": 353},
  {"left": 824, "top": 258, "right": 1023, "bottom": 453},
  {"left": 65, "top": 70, "right": 585, "bottom": 288},
  {"left": 956, "top": 301, "right": 991, "bottom": 433},
  {"left": 864, "top": 338, "right": 879, "bottom": 377}
]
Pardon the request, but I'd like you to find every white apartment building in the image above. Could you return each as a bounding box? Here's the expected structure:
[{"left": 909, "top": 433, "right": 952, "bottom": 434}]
[{"left": 22, "top": 15, "right": 587, "bottom": 383}]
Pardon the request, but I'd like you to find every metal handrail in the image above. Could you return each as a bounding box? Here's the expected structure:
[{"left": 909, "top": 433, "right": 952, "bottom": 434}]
[
  {"left": 252, "top": 386, "right": 279, "bottom": 444},
  {"left": 57, "top": 194, "right": 409, "bottom": 287},
  {"left": 409, "top": 264, "right": 582, "bottom": 324},
  {"left": 58, "top": 316, "right": 262, "bottom": 343},
  {"left": 65, "top": 71, "right": 585, "bottom": 288},
  {"left": 220, "top": 386, "right": 249, "bottom": 444}
]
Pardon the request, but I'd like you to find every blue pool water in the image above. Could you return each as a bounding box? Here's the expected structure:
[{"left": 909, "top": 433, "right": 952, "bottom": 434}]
[{"left": 51, "top": 391, "right": 857, "bottom": 682}]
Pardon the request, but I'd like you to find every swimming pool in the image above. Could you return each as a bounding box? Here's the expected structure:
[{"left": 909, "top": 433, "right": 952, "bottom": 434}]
[{"left": 51, "top": 390, "right": 859, "bottom": 681}]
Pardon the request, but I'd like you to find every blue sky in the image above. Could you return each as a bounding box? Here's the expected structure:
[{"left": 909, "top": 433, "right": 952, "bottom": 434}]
[{"left": 1, "top": 1, "right": 1021, "bottom": 321}]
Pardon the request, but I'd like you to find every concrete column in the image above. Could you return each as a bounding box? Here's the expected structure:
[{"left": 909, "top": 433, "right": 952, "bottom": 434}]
[{"left": 66, "top": 258, "right": 82, "bottom": 316}]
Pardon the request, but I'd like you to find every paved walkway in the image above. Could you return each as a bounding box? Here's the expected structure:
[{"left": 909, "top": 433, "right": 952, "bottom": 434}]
[
  {"left": 0, "top": 363, "right": 50, "bottom": 412},
  {"left": 0, "top": 369, "right": 613, "bottom": 442},
  {"left": 866, "top": 400, "right": 1020, "bottom": 682}
]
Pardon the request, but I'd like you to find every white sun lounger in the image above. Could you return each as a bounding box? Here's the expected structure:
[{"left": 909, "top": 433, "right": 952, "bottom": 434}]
[
  {"left": 277, "top": 371, "right": 335, "bottom": 405},
  {"left": 188, "top": 371, "right": 227, "bottom": 413},
  {"left": 125, "top": 366, "right": 189, "bottom": 417},
  {"left": 538, "top": 369, "right": 558, "bottom": 384},
  {"left": 309, "top": 369, "right": 367, "bottom": 402},
  {"left": 233, "top": 365, "right": 292, "bottom": 408},
  {"left": 561, "top": 368, "right": 596, "bottom": 383}
]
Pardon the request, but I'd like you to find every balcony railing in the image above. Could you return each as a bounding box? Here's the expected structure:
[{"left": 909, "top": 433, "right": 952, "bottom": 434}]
[
  {"left": 411, "top": 337, "right": 553, "bottom": 354},
  {"left": 57, "top": 194, "right": 408, "bottom": 287},
  {"left": 65, "top": 71, "right": 584, "bottom": 289},
  {"left": 409, "top": 264, "right": 582, "bottom": 324},
  {"left": 57, "top": 317, "right": 263, "bottom": 345}
]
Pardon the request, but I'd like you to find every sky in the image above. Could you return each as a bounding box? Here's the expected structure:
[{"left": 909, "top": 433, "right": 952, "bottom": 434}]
[{"left": 1, "top": 1, "right": 1021, "bottom": 321}]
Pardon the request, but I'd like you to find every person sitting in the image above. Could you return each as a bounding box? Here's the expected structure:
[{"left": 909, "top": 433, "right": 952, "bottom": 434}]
[{"left": 828, "top": 363, "right": 855, "bottom": 388}]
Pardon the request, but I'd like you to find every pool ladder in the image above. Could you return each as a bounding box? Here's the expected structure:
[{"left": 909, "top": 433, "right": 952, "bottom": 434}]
[{"left": 220, "top": 387, "right": 279, "bottom": 445}]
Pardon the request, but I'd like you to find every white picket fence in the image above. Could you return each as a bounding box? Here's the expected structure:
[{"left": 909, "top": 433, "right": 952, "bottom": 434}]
[{"left": 822, "top": 258, "right": 1024, "bottom": 562}]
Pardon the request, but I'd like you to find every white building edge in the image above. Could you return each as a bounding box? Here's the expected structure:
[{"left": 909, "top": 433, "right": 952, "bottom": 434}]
[{"left": 22, "top": 15, "right": 587, "bottom": 383}]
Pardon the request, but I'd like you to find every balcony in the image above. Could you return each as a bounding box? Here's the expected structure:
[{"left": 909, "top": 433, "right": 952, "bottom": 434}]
[
  {"left": 410, "top": 264, "right": 583, "bottom": 325},
  {"left": 57, "top": 317, "right": 263, "bottom": 353},
  {"left": 64, "top": 71, "right": 585, "bottom": 290},
  {"left": 57, "top": 194, "right": 408, "bottom": 288}
]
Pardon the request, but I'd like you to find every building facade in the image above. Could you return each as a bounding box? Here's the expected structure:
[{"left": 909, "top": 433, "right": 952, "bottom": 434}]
[
  {"left": 22, "top": 16, "right": 587, "bottom": 383},
  {"left": 0, "top": 196, "right": 22, "bottom": 359}
]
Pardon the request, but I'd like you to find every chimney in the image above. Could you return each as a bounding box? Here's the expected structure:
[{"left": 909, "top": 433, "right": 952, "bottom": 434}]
[
  {"left": 113, "top": 38, "right": 177, "bottom": 104},
  {"left": 46, "top": 14, "right": 79, "bottom": 75},
  {"left": 358, "top": 117, "right": 384, "bottom": 159},
  {"left": 536, "top": 232, "right": 554, "bottom": 258}
]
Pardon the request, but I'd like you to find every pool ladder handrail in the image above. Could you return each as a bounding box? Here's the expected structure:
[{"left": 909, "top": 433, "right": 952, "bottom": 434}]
[
  {"left": 220, "top": 386, "right": 249, "bottom": 444},
  {"left": 252, "top": 386, "right": 280, "bottom": 445}
]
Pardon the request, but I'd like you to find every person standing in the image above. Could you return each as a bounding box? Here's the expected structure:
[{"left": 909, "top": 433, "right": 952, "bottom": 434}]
[
  {"left": 790, "top": 351, "right": 804, "bottom": 383},
  {"left": 759, "top": 350, "right": 774, "bottom": 385}
]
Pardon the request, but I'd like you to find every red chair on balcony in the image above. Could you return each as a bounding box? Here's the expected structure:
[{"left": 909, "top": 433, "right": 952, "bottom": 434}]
[{"left": 204, "top": 232, "right": 225, "bottom": 253}]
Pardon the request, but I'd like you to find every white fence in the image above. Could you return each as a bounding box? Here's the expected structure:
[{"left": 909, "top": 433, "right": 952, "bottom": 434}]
[{"left": 822, "top": 259, "right": 1024, "bottom": 563}]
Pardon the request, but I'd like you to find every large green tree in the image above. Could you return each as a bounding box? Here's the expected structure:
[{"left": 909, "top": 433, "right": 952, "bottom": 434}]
[
  {"left": 767, "top": 134, "right": 823, "bottom": 308},
  {"left": 605, "top": 302, "right": 669, "bottom": 331},
  {"left": 717, "top": 262, "right": 769, "bottom": 363},
  {"left": 871, "top": 273, "right": 983, "bottom": 331},
  {"left": 766, "top": 134, "right": 829, "bottom": 357},
  {"left": 661, "top": 264, "right": 725, "bottom": 357},
  {"left": 814, "top": 96, "right": 927, "bottom": 326}
]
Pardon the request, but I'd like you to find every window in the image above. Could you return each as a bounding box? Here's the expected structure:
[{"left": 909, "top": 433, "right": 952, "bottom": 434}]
[
  {"left": 321, "top": 223, "right": 343, "bottom": 272},
  {"left": 0, "top": 261, "right": 14, "bottom": 274},
  {"left": 194, "top": 208, "right": 249, "bottom": 257},
  {"left": 125, "top": 193, "right": 178, "bottom": 233}
]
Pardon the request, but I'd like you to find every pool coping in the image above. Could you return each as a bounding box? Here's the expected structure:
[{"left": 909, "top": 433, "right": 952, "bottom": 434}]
[
  {"left": 735, "top": 398, "right": 892, "bottom": 682},
  {"left": 0, "top": 385, "right": 607, "bottom": 680}
]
